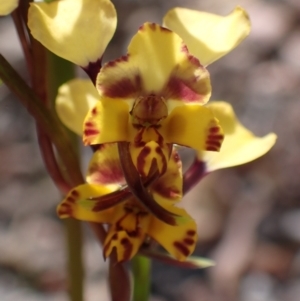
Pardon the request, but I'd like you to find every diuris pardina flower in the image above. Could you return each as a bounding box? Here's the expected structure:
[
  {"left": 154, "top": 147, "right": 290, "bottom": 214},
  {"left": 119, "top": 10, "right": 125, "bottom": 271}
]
[
  {"left": 28, "top": 0, "right": 277, "bottom": 261},
  {"left": 28, "top": 0, "right": 253, "bottom": 177},
  {"left": 57, "top": 144, "right": 197, "bottom": 262}
]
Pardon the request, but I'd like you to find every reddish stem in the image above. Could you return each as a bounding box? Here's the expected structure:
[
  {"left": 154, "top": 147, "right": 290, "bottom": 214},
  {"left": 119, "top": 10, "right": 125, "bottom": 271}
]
[{"left": 183, "top": 158, "right": 207, "bottom": 195}]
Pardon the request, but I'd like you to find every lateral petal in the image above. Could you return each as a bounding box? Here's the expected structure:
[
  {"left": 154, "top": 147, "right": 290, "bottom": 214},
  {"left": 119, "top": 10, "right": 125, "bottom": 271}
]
[
  {"left": 161, "top": 104, "right": 224, "bottom": 152},
  {"left": 151, "top": 150, "right": 183, "bottom": 202},
  {"left": 86, "top": 143, "right": 125, "bottom": 187},
  {"left": 57, "top": 183, "right": 116, "bottom": 223},
  {"left": 83, "top": 98, "right": 130, "bottom": 145},
  {"left": 200, "top": 101, "right": 277, "bottom": 171},
  {"left": 148, "top": 204, "right": 197, "bottom": 261}
]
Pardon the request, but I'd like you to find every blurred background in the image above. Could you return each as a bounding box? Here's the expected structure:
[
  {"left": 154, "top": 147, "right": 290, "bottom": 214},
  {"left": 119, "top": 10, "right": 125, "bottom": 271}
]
[{"left": 1, "top": 0, "right": 300, "bottom": 300}]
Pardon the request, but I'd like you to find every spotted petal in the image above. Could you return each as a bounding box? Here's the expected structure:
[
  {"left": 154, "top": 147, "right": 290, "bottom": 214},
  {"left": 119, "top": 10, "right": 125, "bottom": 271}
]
[
  {"left": 83, "top": 98, "right": 130, "bottom": 145},
  {"left": 57, "top": 183, "right": 116, "bottom": 222},
  {"left": 97, "top": 22, "right": 211, "bottom": 104},
  {"left": 151, "top": 150, "right": 183, "bottom": 202},
  {"left": 0, "top": 0, "right": 18, "bottom": 15},
  {"left": 199, "top": 101, "right": 277, "bottom": 172},
  {"left": 129, "top": 127, "right": 170, "bottom": 177},
  {"left": 103, "top": 203, "right": 150, "bottom": 261},
  {"left": 28, "top": 0, "right": 117, "bottom": 66},
  {"left": 55, "top": 79, "right": 98, "bottom": 135},
  {"left": 161, "top": 104, "right": 224, "bottom": 152},
  {"left": 86, "top": 143, "right": 125, "bottom": 187},
  {"left": 163, "top": 6, "right": 250, "bottom": 66},
  {"left": 148, "top": 203, "right": 197, "bottom": 261}
]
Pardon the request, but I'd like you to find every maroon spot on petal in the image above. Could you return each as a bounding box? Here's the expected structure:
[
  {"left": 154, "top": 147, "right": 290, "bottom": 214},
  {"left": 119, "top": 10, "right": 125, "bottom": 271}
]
[
  {"left": 181, "top": 44, "right": 189, "bottom": 54},
  {"left": 106, "top": 60, "right": 116, "bottom": 68},
  {"left": 112, "top": 233, "right": 118, "bottom": 240},
  {"left": 100, "top": 74, "right": 142, "bottom": 98},
  {"left": 127, "top": 230, "right": 139, "bottom": 238},
  {"left": 165, "top": 77, "right": 204, "bottom": 102},
  {"left": 88, "top": 161, "right": 125, "bottom": 185},
  {"left": 173, "top": 241, "right": 190, "bottom": 257},
  {"left": 58, "top": 204, "right": 72, "bottom": 216},
  {"left": 208, "top": 134, "right": 224, "bottom": 140},
  {"left": 155, "top": 146, "right": 167, "bottom": 174},
  {"left": 152, "top": 180, "right": 180, "bottom": 199},
  {"left": 71, "top": 190, "right": 79, "bottom": 197},
  {"left": 106, "top": 55, "right": 129, "bottom": 68},
  {"left": 121, "top": 240, "right": 133, "bottom": 262},
  {"left": 66, "top": 197, "right": 75, "bottom": 203},
  {"left": 85, "top": 121, "right": 94, "bottom": 127},
  {"left": 209, "top": 126, "right": 220, "bottom": 134},
  {"left": 121, "top": 238, "right": 130, "bottom": 245},
  {"left": 186, "top": 230, "right": 196, "bottom": 236},
  {"left": 206, "top": 146, "right": 219, "bottom": 151},
  {"left": 173, "top": 151, "right": 181, "bottom": 163},
  {"left": 154, "top": 128, "right": 164, "bottom": 146},
  {"left": 84, "top": 129, "right": 99, "bottom": 137},
  {"left": 139, "top": 24, "right": 145, "bottom": 31},
  {"left": 184, "top": 238, "right": 195, "bottom": 246},
  {"left": 160, "top": 26, "right": 171, "bottom": 33},
  {"left": 206, "top": 140, "right": 221, "bottom": 148},
  {"left": 137, "top": 146, "right": 151, "bottom": 177},
  {"left": 149, "top": 23, "right": 157, "bottom": 31},
  {"left": 187, "top": 54, "right": 201, "bottom": 67},
  {"left": 91, "top": 107, "right": 98, "bottom": 116}
]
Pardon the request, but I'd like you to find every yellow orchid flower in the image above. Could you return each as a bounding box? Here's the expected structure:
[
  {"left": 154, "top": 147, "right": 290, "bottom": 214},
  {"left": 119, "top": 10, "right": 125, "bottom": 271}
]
[
  {"left": 56, "top": 79, "right": 277, "bottom": 195},
  {"left": 28, "top": 2, "right": 252, "bottom": 179},
  {"left": 82, "top": 22, "right": 223, "bottom": 177},
  {"left": 183, "top": 101, "right": 277, "bottom": 193},
  {"left": 57, "top": 144, "right": 197, "bottom": 262},
  {"left": 0, "top": 0, "right": 18, "bottom": 16}
]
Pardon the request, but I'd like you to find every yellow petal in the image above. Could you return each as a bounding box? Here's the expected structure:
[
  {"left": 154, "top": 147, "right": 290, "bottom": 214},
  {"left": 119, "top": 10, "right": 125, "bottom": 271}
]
[
  {"left": 129, "top": 127, "right": 170, "bottom": 177},
  {"left": 161, "top": 104, "right": 224, "bottom": 152},
  {"left": 103, "top": 229, "right": 145, "bottom": 262},
  {"left": 163, "top": 6, "right": 250, "bottom": 66},
  {"left": 55, "top": 79, "right": 99, "bottom": 135},
  {"left": 57, "top": 183, "right": 116, "bottom": 222},
  {"left": 28, "top": 0, "right": 117, "bottom": 66},
  {"left": 148, "top": 203, "right": 197, "bottom": 261},
  {"left": 97, "top": 22, "right": 211, "bottom": 104},
  {"left": 0, "top": 0, "right": 18, "bottom": 15},
  {"left": 86, "top": 143, "right": 125, "bottom": 187},
  {"left": 200, "top": 101, "right": 277, "bottom": 171},
  {"left": 83, "top": 97, "right": 130, "bottom": 145},
  {"left": 151, "top": 149, "right": 183, "bottom": 202},
  {"left": 103, "top": 201, "right": 150, "bottom": 261}
]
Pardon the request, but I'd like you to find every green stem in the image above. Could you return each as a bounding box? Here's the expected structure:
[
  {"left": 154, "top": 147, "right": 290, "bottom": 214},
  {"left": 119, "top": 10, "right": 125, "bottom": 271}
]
[
  {"left": 46, "top": 52, "right": 84, "bottom": 301},
  {"left": 132, "top": 255, "right": 151, "bottom": 301},
  {"left": 65, "top": 218, "right": 84, "bottom": 301}
]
